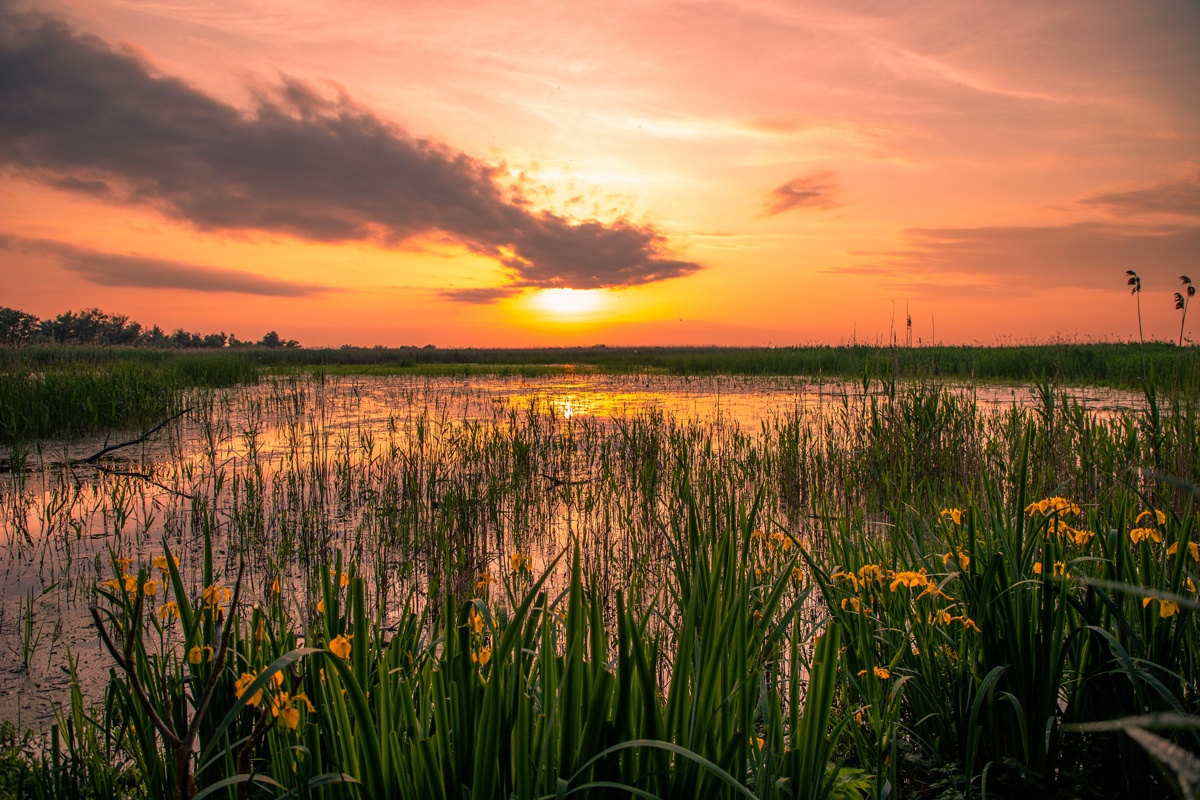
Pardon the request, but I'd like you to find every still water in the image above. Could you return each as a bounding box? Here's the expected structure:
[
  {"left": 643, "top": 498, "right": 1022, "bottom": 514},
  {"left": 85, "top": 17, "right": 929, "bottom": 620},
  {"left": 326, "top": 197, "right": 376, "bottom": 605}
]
[{"left": 0, "top": 373, "right": 1145, "bottom": 727}]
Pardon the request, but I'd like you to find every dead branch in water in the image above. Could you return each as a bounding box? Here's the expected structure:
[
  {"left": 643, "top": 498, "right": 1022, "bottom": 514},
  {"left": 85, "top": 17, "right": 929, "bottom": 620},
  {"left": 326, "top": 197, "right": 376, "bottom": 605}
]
[{"left": 82, "top": 407, "right": 191, "bottom": 463}]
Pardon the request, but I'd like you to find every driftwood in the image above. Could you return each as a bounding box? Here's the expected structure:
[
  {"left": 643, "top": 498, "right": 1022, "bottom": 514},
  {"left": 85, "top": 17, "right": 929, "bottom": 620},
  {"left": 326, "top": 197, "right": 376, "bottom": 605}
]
[{"left": 82, "top": 407, "right": 191, "bottom": 463}]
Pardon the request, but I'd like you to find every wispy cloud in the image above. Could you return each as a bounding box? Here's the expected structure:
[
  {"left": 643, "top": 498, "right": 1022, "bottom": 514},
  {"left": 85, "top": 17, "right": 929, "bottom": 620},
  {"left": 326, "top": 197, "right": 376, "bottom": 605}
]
[
  {"left": 438, "top": 286, "right": 522, "bottom": 304},
  {"left": 847, "top": 222, "right": 1200, "bottom": 296},
  {"left": 0, "top": 235, "right": 333, "bottom": 296},
  {"left": 763, "top": 171, "right": 842, "bottom": 215},
  {"left": 1077, "top": 163, "right": 1200, "bottom": 218},
  {"left": 869, "top": 43, "right": 1067, "bottom": 104},
  {"left": 0, "top": 9, "right": 701, "bottom": 292}
]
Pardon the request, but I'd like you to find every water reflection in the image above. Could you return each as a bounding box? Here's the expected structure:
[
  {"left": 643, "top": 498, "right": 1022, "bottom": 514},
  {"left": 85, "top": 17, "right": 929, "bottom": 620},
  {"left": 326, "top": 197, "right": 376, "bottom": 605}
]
[{"left": 0, "top": 373, "right": 1148, "bottom": 724}]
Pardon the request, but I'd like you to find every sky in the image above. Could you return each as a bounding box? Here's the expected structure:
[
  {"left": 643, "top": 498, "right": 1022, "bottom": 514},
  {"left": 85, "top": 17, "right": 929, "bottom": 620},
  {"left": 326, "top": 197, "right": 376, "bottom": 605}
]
[{"left": 1, "top": 0, "right": 1198, "bottom": 347}]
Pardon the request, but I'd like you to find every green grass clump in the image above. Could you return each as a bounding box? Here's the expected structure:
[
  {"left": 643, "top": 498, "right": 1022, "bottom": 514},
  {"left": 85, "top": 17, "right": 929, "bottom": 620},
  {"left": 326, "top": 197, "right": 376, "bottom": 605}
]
[
  {"left": 7, "top": 341, "right": 1200, "bottom": 390},
  {"left": 5, "top": 361, "right": 1200, "bottom": 798},
  {"left": 0, "top": 363, "right": 179, "bottom": 443},
  {"left": 56, "top": 505, "right": 867, "bottom": 800},
  {"left": 0, "top": 353, "right": 258, "bottom": 443},
  {"left": 809, "top": 472, "right": 1199, "bottom": 797}
]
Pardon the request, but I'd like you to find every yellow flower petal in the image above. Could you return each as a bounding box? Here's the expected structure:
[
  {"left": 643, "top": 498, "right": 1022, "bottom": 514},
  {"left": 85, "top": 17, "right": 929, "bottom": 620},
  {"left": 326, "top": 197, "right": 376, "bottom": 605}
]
[
  {"left": 329, "top": 634, "right": 352, "bottom": 659},
  {"left": 279, "top": 705, "right": 300, "bottom": 730},
  {"left": 234, "top": 672, "right": 262, "bottom": 707}
]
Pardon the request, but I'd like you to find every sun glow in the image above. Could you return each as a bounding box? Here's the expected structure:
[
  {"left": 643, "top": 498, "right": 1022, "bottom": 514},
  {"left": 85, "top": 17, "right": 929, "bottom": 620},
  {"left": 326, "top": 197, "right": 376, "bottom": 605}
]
[{"left": 529, "top": 288, "right": 608, "bottom": 319}]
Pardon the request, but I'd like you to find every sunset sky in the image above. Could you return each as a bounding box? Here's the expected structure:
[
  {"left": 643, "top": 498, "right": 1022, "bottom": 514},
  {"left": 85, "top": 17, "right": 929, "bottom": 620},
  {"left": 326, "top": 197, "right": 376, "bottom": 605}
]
[{"left": 2, "top": 0, "right": 1198, "bottom": 347}]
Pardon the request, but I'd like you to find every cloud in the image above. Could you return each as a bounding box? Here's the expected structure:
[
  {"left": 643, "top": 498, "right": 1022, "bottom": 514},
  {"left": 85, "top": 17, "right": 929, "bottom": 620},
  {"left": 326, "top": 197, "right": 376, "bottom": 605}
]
[
  {"left": 1077, "top": 164, "right": 1200, "bottom": 218},
  {"left": 438, "top": 286, "right": 522, "bottom": 304},
  {"left": 847, "top": 222, "right": 1200, "bottom": 296},
  {"left": 0, "top": 235, "right": 332, "bottom": 296},
  {"left": 0, "top": 10, "right": 701, "bottom": 292},
  {"left": 49, "top": 176, "right": 112, "bottom": 196},
  {"left": 763, "top": 171, "right": 842, "bottom": 215}
]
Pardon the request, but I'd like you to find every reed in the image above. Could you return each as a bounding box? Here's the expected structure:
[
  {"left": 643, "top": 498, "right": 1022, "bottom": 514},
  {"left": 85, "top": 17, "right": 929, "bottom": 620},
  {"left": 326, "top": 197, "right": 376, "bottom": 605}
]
[
  {"left": 34, "top": 502, "right": 863, "bottom": 799},
  {"left": 1, "top": 368, "right": 1197, "bottom": 798}
]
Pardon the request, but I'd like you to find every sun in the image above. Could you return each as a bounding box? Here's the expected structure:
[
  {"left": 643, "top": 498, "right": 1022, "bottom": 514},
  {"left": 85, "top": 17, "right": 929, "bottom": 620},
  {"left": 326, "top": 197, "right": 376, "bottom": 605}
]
[{"left": 529, "top": 288, "right": 608, "bottom": 319}]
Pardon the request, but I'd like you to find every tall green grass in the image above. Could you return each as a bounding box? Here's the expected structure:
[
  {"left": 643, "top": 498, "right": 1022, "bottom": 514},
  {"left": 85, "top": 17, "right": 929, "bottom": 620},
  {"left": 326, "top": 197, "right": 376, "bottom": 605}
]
[
  {"left": 0, "top": 354, "right": 257, "bottom": 442},
  {"left": 809, "top": 458, "right": 1199, "bottom": 797},
  {"left": 7, "top": 341, "right": 1200, "bottom": 389},
  {"left": 38, "top": 501, "right": 864, "bottom": 800},
  {"left": 3, "top": 367, "right": 1200, "bottom": 798}
]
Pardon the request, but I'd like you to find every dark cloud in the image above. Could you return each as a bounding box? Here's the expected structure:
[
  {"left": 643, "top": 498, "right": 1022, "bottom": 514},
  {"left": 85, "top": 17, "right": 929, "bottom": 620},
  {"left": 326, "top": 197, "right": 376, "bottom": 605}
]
[
  {"left": 763, "top": 171, "right": 842, "bottom": 216},
  {"left": 0, "top": 235, "right": 332, "bottom": 296},
  {"left": 438, "top": 286, "right": 522, "bottom": 304},
  {"left": 1077, "top": 165, "right": 1200, "bottom": 218},
  {"left": 49, "top": 176, "right": 111, "bottom": 196},
  {"left": 0, "top": 10, "right": 701, "bottom": 293},
  {"left": 848, "top": 222, "right": 1200, "bottom": 295}
]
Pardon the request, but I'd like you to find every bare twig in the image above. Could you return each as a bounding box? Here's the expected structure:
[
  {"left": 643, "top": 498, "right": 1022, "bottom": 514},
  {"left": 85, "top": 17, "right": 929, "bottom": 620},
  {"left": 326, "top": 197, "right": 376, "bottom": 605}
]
[
  {"left": 82, "top": 407, "right": 192, "bottom": 463},
  {"left": 185, "top": 562, "right": 244, "bottom": 744},
  {"left": 91, "top": 560, "right": 245, "bottom": 800},
  {"left": 89, "top": 604, "right": 183, "bottom": 749}
]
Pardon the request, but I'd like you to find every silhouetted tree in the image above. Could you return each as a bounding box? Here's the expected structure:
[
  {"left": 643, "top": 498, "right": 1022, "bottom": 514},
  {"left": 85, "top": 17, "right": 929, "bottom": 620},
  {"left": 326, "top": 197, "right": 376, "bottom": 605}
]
[
  {"left": 170, "top": 328, "right": 203, "bottom": 348},
  {"left": 0, "top": 306, "right": 40, "bottom": 345},
  {"left": 142, "top": 325, "right": 167, "bottom": 346},
  {"left": 41, "top": 308, "right": 102, "bottom": 343},
  {"left": 101, "top": 314, "right": 141, "bottom": 345},
  {"left": 1126, "top": 270, "right": 1143, "bottom": 343},
  {"left": 0, "top": 305, "right": 298, "bottom": 349}
]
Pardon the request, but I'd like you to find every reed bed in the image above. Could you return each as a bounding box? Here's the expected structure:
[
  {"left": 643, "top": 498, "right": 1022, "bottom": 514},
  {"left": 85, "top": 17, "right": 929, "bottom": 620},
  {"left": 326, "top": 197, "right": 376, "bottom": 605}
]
[
  {"left": 0, "top": 371, "right": 1196, "bottom": 799},
  {"left": 0, "top": 354, "right": 257, "bottom": 443}
]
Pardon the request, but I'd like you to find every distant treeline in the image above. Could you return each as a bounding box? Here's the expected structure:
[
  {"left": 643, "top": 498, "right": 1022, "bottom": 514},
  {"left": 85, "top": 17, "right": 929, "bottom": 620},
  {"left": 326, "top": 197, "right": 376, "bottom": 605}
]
[{"left": 0, "top": 306, "right": 299, "bottom": 349}]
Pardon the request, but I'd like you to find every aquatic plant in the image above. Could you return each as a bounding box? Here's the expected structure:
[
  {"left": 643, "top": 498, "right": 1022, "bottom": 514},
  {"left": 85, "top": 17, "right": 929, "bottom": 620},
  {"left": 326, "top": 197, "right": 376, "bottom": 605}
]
[
  {"left": 1129, "top": 269, "right": 1144, "bottom": 343},
  {"left": 1176, "top": 275, "right": 1194, "bottom": 347},
  {"left": 2, "top": 368, "right": 1199, "bottom": 798}
]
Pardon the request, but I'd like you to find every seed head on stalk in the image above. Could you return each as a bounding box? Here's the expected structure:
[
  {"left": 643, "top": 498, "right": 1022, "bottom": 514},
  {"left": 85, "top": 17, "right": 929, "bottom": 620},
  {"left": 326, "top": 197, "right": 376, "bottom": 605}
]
[
  {"left": 1126, "top": 270, "right": 1143, "bottom": 343},
  {"left": 1175, "top": 275, "right": 1195, "bottom": 346}
]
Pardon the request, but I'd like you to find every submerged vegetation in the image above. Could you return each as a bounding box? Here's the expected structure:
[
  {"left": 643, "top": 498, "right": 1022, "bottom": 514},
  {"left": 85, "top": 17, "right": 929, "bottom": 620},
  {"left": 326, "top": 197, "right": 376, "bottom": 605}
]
[{"left": 0, "top": 358, "right": 1198, "bottom": 798}]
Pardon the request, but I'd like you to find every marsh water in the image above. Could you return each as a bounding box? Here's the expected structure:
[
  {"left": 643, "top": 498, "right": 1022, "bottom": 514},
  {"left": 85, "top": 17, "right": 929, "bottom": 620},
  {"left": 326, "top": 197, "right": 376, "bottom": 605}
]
[{"left": 0, "top": 373, "right": 1146, "bottom": 728}]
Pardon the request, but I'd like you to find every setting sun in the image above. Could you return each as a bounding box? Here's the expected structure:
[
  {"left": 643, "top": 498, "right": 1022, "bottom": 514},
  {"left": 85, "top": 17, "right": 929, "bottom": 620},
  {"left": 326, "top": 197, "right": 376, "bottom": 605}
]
[
  {"left": 528, "top": 289, "right": 609, "bottom": 320},
  {"left": 1, "top": 1, "right": 1197, "bottom": 347},
  {"left": 2, "top": 4, "right": 1200, "bottom": 795}
]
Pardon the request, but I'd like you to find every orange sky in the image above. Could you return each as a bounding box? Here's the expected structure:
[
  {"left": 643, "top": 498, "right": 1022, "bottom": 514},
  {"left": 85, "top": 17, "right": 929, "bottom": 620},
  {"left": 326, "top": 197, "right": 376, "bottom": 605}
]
[{"left": 2, "top": 0, "right": 1198, "bottom": 346}]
